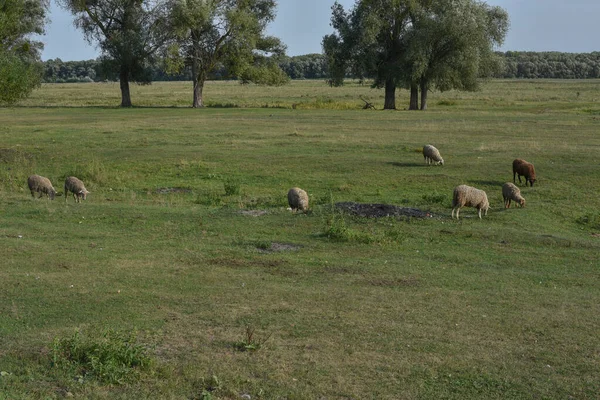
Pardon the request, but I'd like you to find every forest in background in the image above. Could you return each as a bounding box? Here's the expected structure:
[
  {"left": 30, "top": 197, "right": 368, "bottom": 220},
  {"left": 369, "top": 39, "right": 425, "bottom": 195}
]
[{"left": 41, "top": 51, "right": 600, "bottom": 84}]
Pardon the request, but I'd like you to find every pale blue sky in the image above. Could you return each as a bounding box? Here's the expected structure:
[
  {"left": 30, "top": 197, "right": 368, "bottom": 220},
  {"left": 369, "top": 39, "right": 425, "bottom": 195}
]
[{"left": 39, "top": 0, "right": 600, "bottom": 61}]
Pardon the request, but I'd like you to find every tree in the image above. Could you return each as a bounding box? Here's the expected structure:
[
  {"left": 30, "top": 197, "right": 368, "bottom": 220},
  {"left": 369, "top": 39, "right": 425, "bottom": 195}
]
[
  {"left": 165, "top": 0, "right": 288, "bottom": 108},
  {"left": 323, "top": 0, "right": 508, "bottom": 110},
  {"left": 59, "top": 0, "right": 168, "bottom": 107},
  {"left": 0, "top": 0, "right": 48, "bottom": 105},
  {"left": 323, "top": 0, "right": 414, "bottom": 110},
  {"left": 406, "top": 0, "right": 508, "bottom": 110}
]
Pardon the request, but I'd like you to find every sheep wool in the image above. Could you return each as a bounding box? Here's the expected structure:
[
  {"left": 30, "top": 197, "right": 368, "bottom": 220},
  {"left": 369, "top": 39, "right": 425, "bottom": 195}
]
[
  {"left": 451, "top": 184, "right": 489, "bottom": 219},
  {"left": 287, "top": 187, "right": 309, "bottom": 212},
  {"left": 64, "top": 176, "right": 90, "bottom": 203},
  {"left": 27, "top": 175, "right": 56, "bottom": 200},
  {"left": 502, "top": 182, "right": 526, "bottom": 208},
  {"left": 512, "top": 158, "right": 536, "bottom": 187},
  {"left": 423, "top": 145, "right": 444, "bottom": 165}
]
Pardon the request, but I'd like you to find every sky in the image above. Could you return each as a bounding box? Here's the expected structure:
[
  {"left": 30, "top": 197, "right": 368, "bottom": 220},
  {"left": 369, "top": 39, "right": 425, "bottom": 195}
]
[{"left": 38, "top": 0, "right": 600, "bottom": 61}]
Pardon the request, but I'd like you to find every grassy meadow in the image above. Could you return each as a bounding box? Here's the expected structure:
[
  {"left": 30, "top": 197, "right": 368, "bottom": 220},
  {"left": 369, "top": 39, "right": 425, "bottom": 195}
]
[{"left": 1, "top": 79, "right": 599, "bottom": 399}]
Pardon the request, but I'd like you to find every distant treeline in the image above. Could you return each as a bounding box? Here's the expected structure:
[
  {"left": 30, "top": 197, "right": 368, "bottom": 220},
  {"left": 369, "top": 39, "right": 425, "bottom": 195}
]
[{"left": 42, "top": 52, "right": 600, "bottom": 83}]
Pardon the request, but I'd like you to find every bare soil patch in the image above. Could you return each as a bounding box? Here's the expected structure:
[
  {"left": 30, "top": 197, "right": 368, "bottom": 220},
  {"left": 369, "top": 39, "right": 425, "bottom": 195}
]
[
  {"left": 154, "top": 187, "right": 192, "bottom": 194},
  {"left": 239, "top": 210, "right": 269, "bottom": 217},
  {"left": 258, "top": 242, "right": 302, "bottom": 253},
  {"left": 335, "top": 202, "right": 432, "bottom": 219}
]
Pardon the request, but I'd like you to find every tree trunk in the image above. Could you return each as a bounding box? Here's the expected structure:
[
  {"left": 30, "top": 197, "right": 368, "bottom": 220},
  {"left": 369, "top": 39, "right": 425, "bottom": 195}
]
[
  {"left": 119, "top": 67, "right": 132, "bottom": 108},
  {"left": 191, "top": 53, "right": 205, "bottom": 108},
  {"left": 420, "top": 80, "right": 428, "bottom": 111},
  {"left": 383, "top": 78, "right": 396, "bottom": 110},
  {"left": 409, "top": 83, "right": 419, "bottom": 110},
  {"left": 193, "top": 79, "right": 204, "bottom": 108}
]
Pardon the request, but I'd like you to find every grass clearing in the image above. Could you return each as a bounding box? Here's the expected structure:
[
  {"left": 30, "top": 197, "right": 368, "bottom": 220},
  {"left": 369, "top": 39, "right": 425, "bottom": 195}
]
[{"left": 1, "top": 80, "right": 599, "bottom": 399}]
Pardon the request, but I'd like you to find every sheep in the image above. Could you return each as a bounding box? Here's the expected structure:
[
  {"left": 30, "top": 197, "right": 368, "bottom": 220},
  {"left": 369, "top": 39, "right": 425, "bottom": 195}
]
[
  {"left": 512, "top": 158, "right": 536, "bottom": 187},
  {"left": 502, "top": 182, "right": 526, "bottom": 208},
  {"left": 287, "top": 187, "right": 309, "bottom": 212},
  {"left": 27, "top": 174, "right": 56, "bottom": 200},
  {"left": 423, "top": 144, "right": 444, "bottom": 166},
  {"left": 64, "top": 176, "right": 90, "bottom": 203},
  {"left": 451, "top": 184, "right": 489, "bottom": 219}
]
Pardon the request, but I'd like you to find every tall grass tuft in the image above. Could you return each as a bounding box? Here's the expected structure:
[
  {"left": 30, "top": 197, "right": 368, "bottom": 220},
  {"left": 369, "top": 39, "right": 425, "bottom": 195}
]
[{"left": 51, "top": 329, "right": 154, "bottom": 385}]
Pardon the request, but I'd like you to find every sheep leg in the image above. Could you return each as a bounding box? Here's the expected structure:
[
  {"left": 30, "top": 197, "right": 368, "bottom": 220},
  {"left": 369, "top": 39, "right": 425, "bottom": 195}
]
[{"left": 478, "top": 208, "right": 482, "bottom": 219}]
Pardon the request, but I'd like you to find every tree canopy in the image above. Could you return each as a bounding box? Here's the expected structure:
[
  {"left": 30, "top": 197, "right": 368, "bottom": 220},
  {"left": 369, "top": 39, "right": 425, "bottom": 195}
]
[
  {"left": 323, "top": 0, "right": 508, "bottom": 110},
  {"left": 0, "top": 0, "right": 48, "bottom": 105},
  {"left": 165, "top": 0, "right": 288, "bottom": 108},
  {"left": 58, "top": 0, "right": 168, "bottom": 107}
]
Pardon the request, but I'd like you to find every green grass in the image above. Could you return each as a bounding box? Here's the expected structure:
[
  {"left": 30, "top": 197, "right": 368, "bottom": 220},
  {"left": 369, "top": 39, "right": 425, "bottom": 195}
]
[{"left": 0, "top": 80, "right": 599, "bottom": 399}]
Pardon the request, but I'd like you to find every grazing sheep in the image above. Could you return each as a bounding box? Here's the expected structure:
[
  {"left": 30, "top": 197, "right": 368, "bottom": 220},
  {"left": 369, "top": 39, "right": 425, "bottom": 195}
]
[
  {"left": 451, "top": 184, "right": 489, "bottom": 219},
  {"left": 502, "top": 182, "right": 526, "bottom": 208},
  {"left": 64, "top": 176, "right": 89, "bottom": 203},
  {"left": 423, "top": 144, "right": 444, "bottom": 166},
  {"left": 27, "top": 175, "right": 56, "bottom": 200},
  {"left": 287, "top": 187, "right": 309, "bottom": 212},
  {"left": 512, "top": 158, "right": 536, "bottom": 187}
]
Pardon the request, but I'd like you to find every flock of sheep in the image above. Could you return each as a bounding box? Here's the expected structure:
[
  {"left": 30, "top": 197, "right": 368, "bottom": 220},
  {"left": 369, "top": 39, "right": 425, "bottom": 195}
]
[
  {"left": 27, "top": 174, "right": 89, "bottom": 203},
  {"left": 424, "top": 144, "right": 535, "bottom": 219},
  {"left": 28, "top": 145, "right": 536, "bottom": 220}
]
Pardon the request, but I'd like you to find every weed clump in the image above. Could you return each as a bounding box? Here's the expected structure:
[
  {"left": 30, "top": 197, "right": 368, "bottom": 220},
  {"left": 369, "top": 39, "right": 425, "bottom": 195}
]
[
  {"left": 576, "top": 213, "right": 600, "bottom": 230},
  {"left": 51, "top": 329, "right": 153, "bottom": 384},
  {"left": 223, "top": 178, "right": 241, "bottom": 196},
  {"left": 233, "top": 325, "right": 272, "bottom": 352}
]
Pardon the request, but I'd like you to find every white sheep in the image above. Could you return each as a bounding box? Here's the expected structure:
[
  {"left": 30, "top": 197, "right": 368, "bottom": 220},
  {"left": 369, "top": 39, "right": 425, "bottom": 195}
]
[
  {"left": 27, "top": 174, "right": 56, "bottom": 200},
  {"left": 502, "top": 182, "right": 526, "bottom": 208},
  {"left": 287, "top": 187, "right": 309, "bottom": 212},
  {"left": 64, "top": 176, "right": 90, "bottom": 203},
  {"left": 423, "top": 144, "right": 444, "bottom": 165},
  {"left": 451, "top": 184, "right": 489, "bottom": 219}
]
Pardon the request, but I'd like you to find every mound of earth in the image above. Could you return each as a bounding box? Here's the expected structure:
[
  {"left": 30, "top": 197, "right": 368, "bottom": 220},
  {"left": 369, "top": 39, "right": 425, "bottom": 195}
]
[{"left": 335, "top": 202, "right": 432, "bottom": 219}]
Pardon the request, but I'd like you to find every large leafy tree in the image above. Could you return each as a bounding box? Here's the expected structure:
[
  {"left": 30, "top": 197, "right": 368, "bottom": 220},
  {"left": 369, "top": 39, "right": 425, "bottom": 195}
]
[
  {"left": 323, "top": 0, "right": 414, "bottom": 110},
  {"left": 323, "top": 0, "right": 508, "bottom": 110},
  {"left": 59, "top": 0, "right": 168, "bottom": 107},
  {"left": 0, "top": 0, "right": 48, "bottom": 105},
  {"left": 165, "top": 0, "right": 287, "bottom": 108},
  {"left": 406, "top": 0, "right": 509, "bottom": 110}
]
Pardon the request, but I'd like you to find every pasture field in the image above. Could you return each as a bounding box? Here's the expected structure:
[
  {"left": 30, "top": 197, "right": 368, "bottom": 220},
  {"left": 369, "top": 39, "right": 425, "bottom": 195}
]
[{"left": 1, "top": 80, "right": 599, "bottom": 399}]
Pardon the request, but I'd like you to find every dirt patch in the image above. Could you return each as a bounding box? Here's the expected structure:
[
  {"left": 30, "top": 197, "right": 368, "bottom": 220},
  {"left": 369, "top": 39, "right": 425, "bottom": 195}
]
[
  {"left": 258, "top": 242, "right": 302, "bottom": 253},
  {"left": 591, "top": 233, "right": 600, "bottom": 238},
  {"left": 155, "top": 187, "right": 192, "bottom": 194},
  {"left": 335, "top": 202, "right": 432, "bottom": 218},
  {"left": 239, "top": 210, "right": 269, "bottom": 217}
]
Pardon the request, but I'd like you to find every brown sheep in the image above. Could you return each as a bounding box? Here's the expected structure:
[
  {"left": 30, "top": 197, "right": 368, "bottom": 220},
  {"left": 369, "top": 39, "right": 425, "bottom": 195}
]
[
  {"left": 502, "top": 182, "right": 526, "bottom": 208},
  {"left": 512, "top": 159, "right": 536, "bottom": 187}
]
